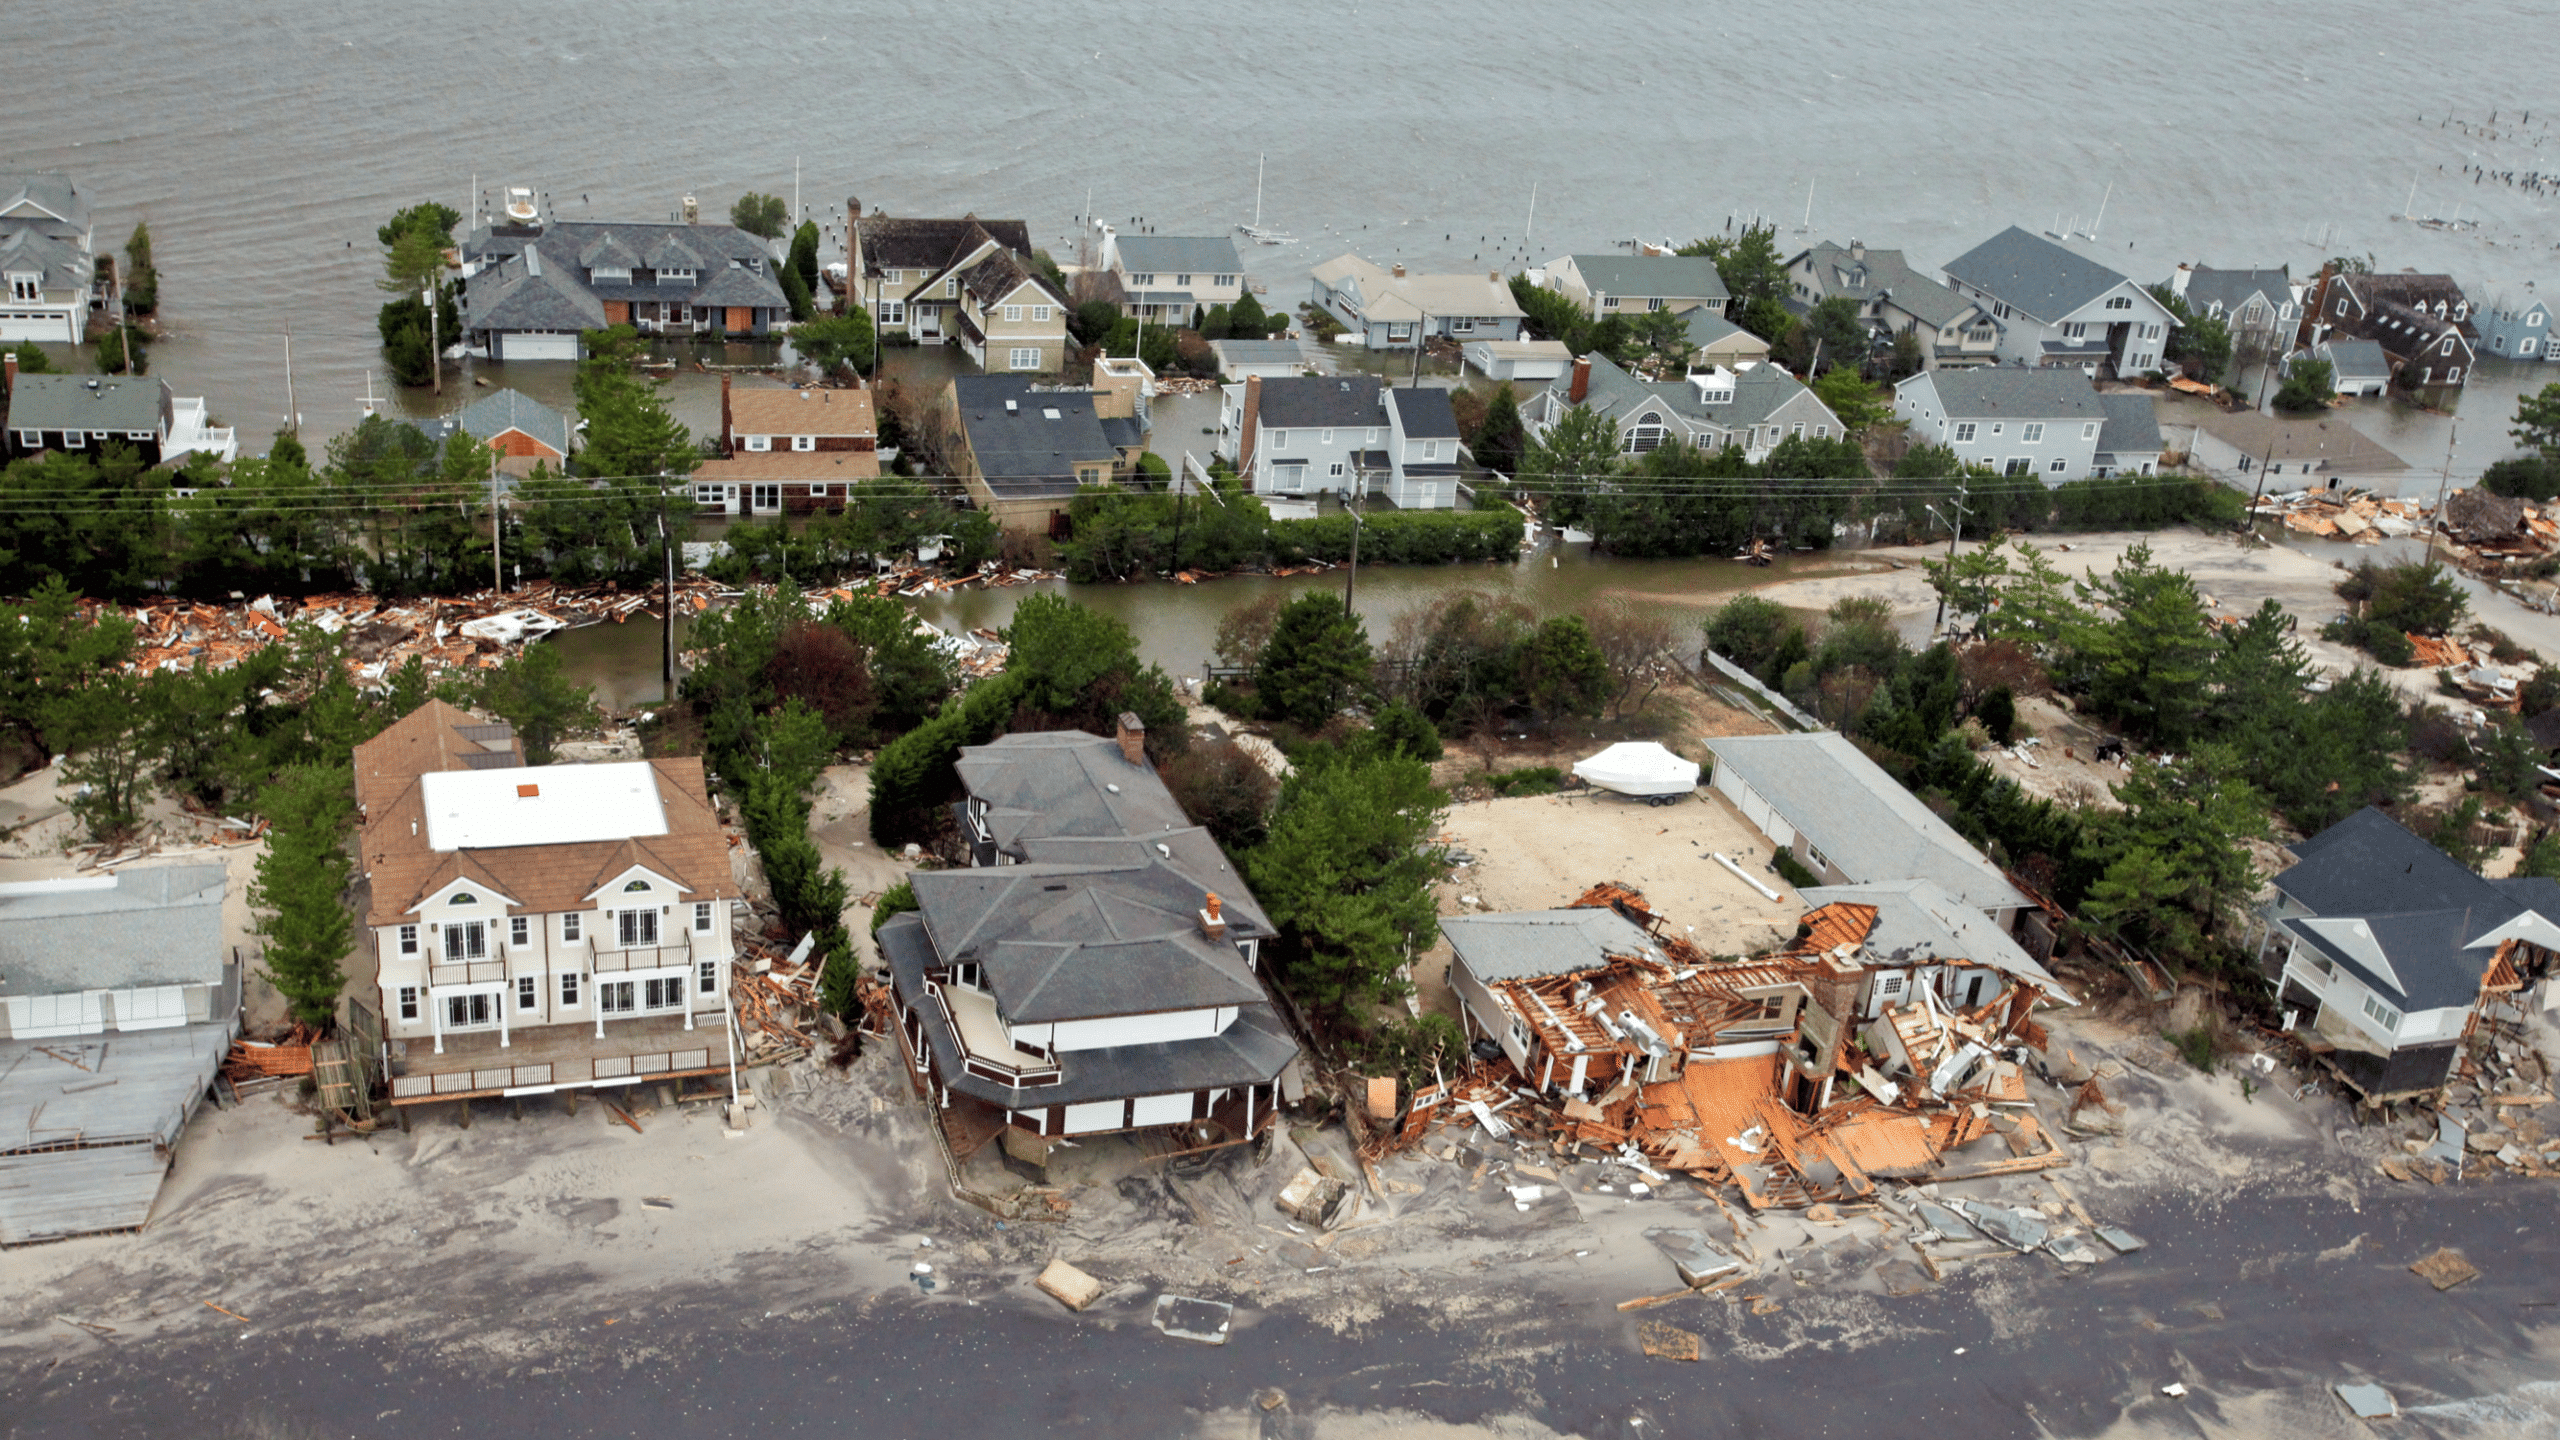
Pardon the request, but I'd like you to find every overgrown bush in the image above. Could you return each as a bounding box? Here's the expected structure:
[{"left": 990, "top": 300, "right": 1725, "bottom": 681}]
[
  {"left": 1483, "top": 765, "right": 1563, "bottom": 797},
  {"left": 1163, "top": 737, "right": 1281, "bottom": 850}
]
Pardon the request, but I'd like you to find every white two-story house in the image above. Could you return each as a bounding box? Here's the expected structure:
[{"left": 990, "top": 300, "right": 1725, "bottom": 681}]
[
  {"left": 844, "top": 201, "right": 1068, "bottom": 371},
  {"left": 887, "top": 722, "right": 1299, "bottom": 1164},
  {"left": 355, "top": 701, "right": 740, "bottom": 1108},
  {"left": 1940, "top": 226, "right": 2174, "bottom": 377},
  {"left": 0, "top": 172, "right": 97, "bottom": 344},
  {"left": 1892, "top": 367, "right": 2114, "bottom": 484},
  {"left": 1382, "top": 386, "right": 1461, "bottom": 509},
  {"left": 1520, "top": 355, "right": 1845, "bottom": 465},
  {"left": 1096, "top": 229, "right": 1248, "bottom": 326},
  {"left": 2265, "top": 807, "right": 2554, "bottom": 1102},
  {"left": 1218, "top": 373, "right": 1390, "bottom": 498},
  {"left": 1308, "top": 254, "right": 1524, "bottom": 350}
]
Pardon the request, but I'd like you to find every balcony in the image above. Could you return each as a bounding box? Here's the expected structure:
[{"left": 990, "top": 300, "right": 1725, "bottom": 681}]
[
  {"left": 166, "top": 395, "right": 239, "bottom": 464},
  {"left": 386, "top": 1012, "right": 733, "bottom": 1104},
  {"left": 589, "top": 927, "right": 696, "bottom": 975},
  {"left": 926, "top": 978, "right": 1060, "bottom": 1088}
]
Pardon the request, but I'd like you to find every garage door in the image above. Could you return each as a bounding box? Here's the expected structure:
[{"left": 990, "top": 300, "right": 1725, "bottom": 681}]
[{"left": 501, "top": 332, "right": 580, "bottom": 362}]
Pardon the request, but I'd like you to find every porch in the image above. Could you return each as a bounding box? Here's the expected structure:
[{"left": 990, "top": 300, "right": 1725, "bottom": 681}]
[{"left": 386, "top": 1012, "right": 733, "bottom": 1105}]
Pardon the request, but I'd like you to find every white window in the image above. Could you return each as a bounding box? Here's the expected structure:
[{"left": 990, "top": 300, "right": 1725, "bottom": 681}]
[
  {"left": 1366, "top": 429, "right": 1380, "bottom": 443},
  {"left": 2022, "top": 423, "right": 2045, "bottom": 443},
  {"left": 63, "top": 430, "right": 82, "bottom": 449},
  {"left": 1422, "top": 440, "right": 1439, "bottom": 460},
  {"left": 1007, "top": 347, "right": 1040, "bottom": 370},
  {"left": 2361, "top": 992, "right": 2401, "bottom": 1032},
  {"left": 698, "top": 959, "right": 718, "bottom": 995},
  {"left": 1213, "top": 274, "right": 1236, "bottom": 287},
  {"left": 1450, "top": 316, "right": 1474, "bottom": 332},
  {"left": 1601, "top": 296, "right": 1619, "bottom": 309},
  {"left": 1386, "top": 323, "right": 1412, "bottom": 341},
  {"left": 2062, "top": 323, "right": 2085, "bottom": 339},
  {"left": 879, "top": 300, "right": 905, "bottom": 325},
  {"left": 125, "top": 431, "right": 152, "bottom": 441},
  {"left": 1624, "top": 426, "right": 1665, "bottom": 454},
  {"left": 1953, "top": 422, "right": 1976, "bottom": 443},
  {"left": 883, "top": 269, "right": 903, "bottom": 283},
  {"left": 1269, "top": 430, "right": 1288, "bottom": 449},
  {"left": 516, "top": 976, "right": 539, "bottom": 1010},
  {"left": 2083, "top": 422, "right": 2100, "bottom": 439},
  {"left": 1320, "top": 428, "right": 1334, "bottom": 444},
  {"left": 7, "top": 275, "right": 36, "bottom": 301},
  {"left": 444, "top": 993, "right": 496, "bottom": 1029},
  {"left": 1989, "top": 422, "right": 2003, "bottom": 436},
  {"left": 560, "top": 973, "right": 581, "bottom": 1008},
  {"left": 658, "top": 268, "right": 695, "bottom": 285},
  {"left": 1131, "top": 273, "right": 1155, "bottom": 286},
  {"left": 644, "top": 976, "right": 685, "bottom": 1010},
  {"left": 1646, "top": 297, "right": 1665, "bottom": 312},
  {"left": 1328, "top": 461, "right": 1345, "bottom": 476},
  {"left": 562, "top": 913, "right": 582, "bottom": 943},
  {"left": 2049, "top": 457, "right": 2069, "bottom": 473},
  {"left": 694, "top": 902, "right": 714, "bottom": 932},
  {"left": 2004, "top": 458, "right": 2031, "bottom": 476},
  {"left": 792, "top": 434, "right": 815, "bottom": 452},
  {"left": 745, "top": 435, "right": 771, "bottom": 452},
  {"left": 943, "top": 277, "right": 956, "bottom": 296},
  {"left": 2104, "top": 295, "right": 2132, "bottom": 310},
  {"left": 618, "top": 908, "right": 660, "bottom": 948},
  {"left": 2447, "top": 367, "right": 2462, "bottom": 383},
  {"left": 441, "top": 921, "right": 487, "bottom": 960},
  {"left": 398, "top": 924, "right": 419, "bottom": 955},
  {"left": 2442, "top": 336, "right": 2457, "bottom": 355},
  {"left": 1031, "top": 305, "right": 1051, "bottom": 322},
  {"left": 1791, "top": 422, "right": 1805, "bottom": 440},
  {"left": 13, "top": 429, "right": 36, "bottom": 447},
  {"left": 1003, "top": 304, "right": 1022, "bottom": 322},
  {"left": 1813, "top": 425, "right": 1829, "bottom": 439},
  {"left": 599, "top": 980, "right": 635, "bottom": 1015},
  {"left": 509, "top": 916, "right": 530, "bottom": 947},
  {"left": 398, "top": 986, "right": 419, "bottom": 1021}
]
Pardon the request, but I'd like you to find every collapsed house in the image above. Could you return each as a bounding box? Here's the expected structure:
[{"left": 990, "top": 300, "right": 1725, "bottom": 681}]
[{"left": 1435, "top": 883, "right": 2072, "bottom": 1209}]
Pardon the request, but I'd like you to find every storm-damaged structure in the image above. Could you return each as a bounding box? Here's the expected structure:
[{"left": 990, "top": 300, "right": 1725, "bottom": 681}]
[{"left": 1435, "top": 883, "right": 2073, "bottom": 1209}]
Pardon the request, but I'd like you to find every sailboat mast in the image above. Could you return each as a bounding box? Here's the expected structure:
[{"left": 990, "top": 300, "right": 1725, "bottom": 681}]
[{"left": 1254, "top": 155, "right": 1264, "bottom": 230}]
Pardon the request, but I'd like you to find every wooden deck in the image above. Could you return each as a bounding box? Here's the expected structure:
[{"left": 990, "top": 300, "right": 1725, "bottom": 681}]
[{"left": 386, "top": 1015, "right": 732, "bottom": 1104}]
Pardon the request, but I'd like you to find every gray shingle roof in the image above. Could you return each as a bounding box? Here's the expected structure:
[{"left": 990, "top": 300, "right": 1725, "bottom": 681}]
[
  {"left": 1567, "top": 253, "right": 1729, "bottom": 303},
  {"left": 2314, "top": 337, "right": 2392, "bottom": 380},
  {"left": 2099, "top": 389, "right": 2160, "bottom": 456},
  {"left": 0, "top": 864, "right": 227, "bottom": 992},
  {"left": 0, "top": 228, "right": 89, "bottom": 290},
  {"left": 953, "top": 378, "right": 1118, "bottom": 498},
  {"left": 2178, "top": 266, "right": 2290, "bottom": 317},
  {"left": 1440, "top": 907, "right": 1663, "bottom": 984},
  {"left": 1549, "top": 354, "right": 1824, "bottom": 432},
  {"left": 1113, "top": 235, "right": 1245, "bottom": 277},
  {"left": 2273, "top": 807, "right": 2560, "bottom": 1011},
  {"left": 1682, "top": 308, "right": 1752, "bottom": 348},
  {"left": 1942, "top": 226, "right": 2136, "bottom": 321},
  {"left": 4, "top": 374, "right": 169, "bottom": 435},
  {"left": 451, "top": 388, "right": 571, "bottom": 456},
  {"left": 856, "top": 215, "right": 1034, "bottom": 274},
  {"left": 881, "top": 910, "right": 1296, "bottom": 1107},
  {"left": 1920, "top": 367, "right": 2107, "bottom": 421},
  {"left": 909, "top": 860, "right": 1270, "bottom": 1023},
  {"left": 1385, "top": 385, "right": 1459, "bottom": 439},
  {"left": 1210, "top": 339, "right": 1306, "bottom": 368},
  {"left": 691, "top": 264, "right": 790, "bottom": 308},
  {"left": 2095, "top": 392, "right": 2162, "bottom": 457},
  {"left": 957, "top": 731, "right": 1189, "bottom": 855},
  {"left": 0, "top": 173, "right": 89, "bottom": 235},
  {"left": 462, "top": 243, "right": 610, "bottom": 333},
  {"left": 1252, "top": 374, "right": 1384, "bottom": 429},
  {"left": 1704, "top": 732, "right": 2028, "bottom": 912}
]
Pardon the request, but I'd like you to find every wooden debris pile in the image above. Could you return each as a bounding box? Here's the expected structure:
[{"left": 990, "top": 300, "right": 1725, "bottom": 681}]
[
  {"left": 2255, "top": 490, "right": 2424, "bottom": 543},
  {"left": 223, "top": 1024, "right": 319, "bottom": 1081},
  {"left": 732, "top": 939, "right": 826, "bottom": 1066}
]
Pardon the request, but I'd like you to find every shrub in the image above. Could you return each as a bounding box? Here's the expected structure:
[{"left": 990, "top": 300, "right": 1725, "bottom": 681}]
[
  {"left": 1365, "top": 702, "right": 1443, "bottom": 762},
  {"left": 1162, "top": 737, "right": 1280, "bottom": 849},
  {"left": 1484, "top": 765, "right": 1563, "bottom": 797},
  {"left": 1771, "top": 849, "right": 1819, "bottom": 888},
  {"left": 1202, "top": 680, "right": 1261, "bottom": 719},
  {"left": 1979, "top": 685, "right": 2017, "bottom": 745}
]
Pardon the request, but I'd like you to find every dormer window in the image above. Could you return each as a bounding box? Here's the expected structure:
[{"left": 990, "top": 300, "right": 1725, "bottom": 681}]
[
  {"left": 793, "top": 434, "right": 815, "bottom": 452},
  {"left": 745, "top": 435, "right": 770, "bottom": 452},
  {"left": 658, "top": 268, "right": 694, "bottom": 286},
  {"left": 622, "top": 879, "right": 650, "bottom": 892},
  {"left": 590, "top": 266, "right": 633, "bottom": 284},
  {"left": 11, "top": 273, "right": 42, "bottom": 301},
  {"left": 451, "top": 892, "right": 478, "bottom": 905}
]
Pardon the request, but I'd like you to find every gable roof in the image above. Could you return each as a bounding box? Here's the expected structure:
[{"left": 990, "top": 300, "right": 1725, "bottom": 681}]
[
  {"left": 1112, "top": 234, "right": 1245, "bottom": 276},
  {"left": 1563, "top": 253, "right": 1729, "bottom": 303},
  {"left": 952, "top": 377, "right": 1117, "bottom": 498},
  {"left": 1384, "top": 385, "right": 1460, "bottom": 439},
  {"left": 2180, "top": 265, "right": 2291, "bottom": 316},
  {"left": 958, "top": 245, "right": 1064, "bottom": 311},
  {"left": 1551, "top": 354, "right": 1830, "bottom": 433},
  {"left": 452, "top": 388, "right": 571, "bottom": 456},
  {"left": 2095, "top": 392, "right": 2163, "bottom": 457},
  {"left": 462, "top": 242, "right": 611, "bottom": 334},
  {"left": 4, "top": 375, "right": 169, "bottom": 435},
  {"left": 909, "top": 859, "right": 1269, "bottom": 1023},
  {"left": 957, "top": 731, "right": 1189, "bottom": 856},
  {"left": 2273, "top": 806, "right": 2560, "bottom": 1011},
  {"left": 725, "top": 384, "right": 875, "bottom": 439},
  {"left": 1915, "top": 367, "right": 2107, "bottom": 422},
  {"left": 1311, "top": 254, "right": 1525, "bottom": 324},
  {"left": 1793, "top": 241, "right": 1983, "bottom": 331},
  {"left": 2313, "top": 337, "right": 2392, "bottom": 380},
  {"left": 2190, "top": 410, "right": 2410, "bottom": 471},
  {"left": 353, "top": 700, "right": 522, "bottom": 815},
  {"left": 1440, "top": 906, "right": 1664, "bottom": 984},
  {"left": 0, "top": 227, "right": 90, "bottom": 289},
  {"left": 0, "top": 173, "right": 88, "bottom": 234},
  {"left": 1703, "top": 732, "right": 2029, "bottom": 912},
  {"left": 1682, "top": 307, "right": 1758, "bottom": 349},
  {"left": 1209, "top": 339, "right": 1307, "bottom": 370},
  {"left": 1943, "top": 226, "right": 2143, "bottom": 321},
  {"left": 856, "top": 214, "right": 1034, "bottom": 274},
  {"left": 1797, "top": 879, "right": 2070, "bottom": 1000},
  {"left": 1250, "top": 373, "right": 1384, "bottom": 429}
]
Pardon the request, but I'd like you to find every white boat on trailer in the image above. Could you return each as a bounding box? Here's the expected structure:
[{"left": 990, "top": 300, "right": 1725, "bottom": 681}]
[{"left": 1571, "top": 742, "right": 1701, "bottom": 805}]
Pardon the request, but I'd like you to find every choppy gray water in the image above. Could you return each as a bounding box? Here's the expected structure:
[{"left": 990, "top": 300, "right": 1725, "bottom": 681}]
[{"left": 12, "top": 0, "right": 2559, "bottom": 462}]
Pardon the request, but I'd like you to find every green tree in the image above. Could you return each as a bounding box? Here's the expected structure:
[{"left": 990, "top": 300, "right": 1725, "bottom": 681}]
[
  {"left": 1680, "top": 224, "right": 1788, "bottom": 315},
  {"left": 730, "top": 192, "right": 789, "bottom": 239},
  {"left": 777, "top": 261, "right": 815, "bottom": 322},
  {"left": 1516, "top": 403, "right": 1622, "bottom": 525},
  {"left": 1244, "top": 746, "right": 1447, "bottom": 1021},
  {"left": 376, "top": 202, "right": 460, "bottom": 249},
  {"left": 471, "top": 643, "right": 598, "bottom": 764},
  {"left": 575, "top": 325, "right": 699, "bottom": 482},
  {"left": 250, "top": 763, "right": 357, "bottom": 1027},
  {"left": 1364, "top": 702, "right": 1444, "bottom": 762},
  {"left": 122, "top": 221, "right": 158, "bottom": 316},
  {"left": 2513, "top": 381, "right": 2560, "bottom": 457},
  {"left": 790, "top": 310, "right": 876, "bottom": 375},
  {"left": 1256, "top": 592, "right": 1373, "bottom": 730},
  {"left": 2356, "top": 560, "right": 2467, "bottom": 636},
  {"left": 10, "top": 339, "right": 54, "bottom": 375},
  {"left": 2082, "top": 747, "right": 2270, "bottom": 959},
  {"left": 94, "top": 325, "right": 144, "bottom": 376},
  {"left": 2061, "top": 542, "right": 2219, "bottom": 744},
  {"left": 1812, "top": 365, "right": 1890, "bottom": 431},
  {"left": 1518, "top": 614, "right": 1611, "bottom": 729},
  {"left": 1799, "top": 296, "right": 1869, "bottom": 372},
  {"left": 2273, "top": 357, "right": 2335, "bottom": 413},
  {"left": 60, "top": 676, "right": 154, "bottom": 844},
  {"left": 1474, "top": 384, "right": 1526, "bottom": 474},
  {"left": 1885, "top": 329, "right": 1926, "bottom": 381},
  {"left": 2480, "top": 454, "right": 2560, "bottom": 502},
  {"left": 788, "top": 220, "right": 820, "bottom": 292},
  {"left": 1228, "top": 290, "right": 1280, "bottom": 338},
  {"left": 2145, "top": 284, "right": 2233, "bottom": 382},
  {"left": 380, "top": 224, "right": 447, "bottom": 298},
  {"left": 1704, "top": 594, "right": 1800, "bottom": 680}
]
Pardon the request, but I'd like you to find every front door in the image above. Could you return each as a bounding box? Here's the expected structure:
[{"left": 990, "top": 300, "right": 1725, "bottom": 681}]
[
  {"left": 751, "top": 484, "right": 780, "bottom": 514},
  {"left": 917, "top": 305, "right": 942, "bottom": 338},
  {"left": 443, "top": 992, "right": 496, "bottom": 1030}
]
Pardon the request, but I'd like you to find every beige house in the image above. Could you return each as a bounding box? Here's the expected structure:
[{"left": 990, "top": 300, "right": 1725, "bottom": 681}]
[
  {"left": 845, "top": 199, "right": 1068, "bottom": 373},
  {"left": 945, "top": 375, "right": 1120, "bottom": 535},
  {"left": 354, "top": 701, "right": 741, "bottom": 1108},
  {"left": 1096, "top": 229, "right": 1248, "bottom": 325},
  {"left": 1540, "top": 252, "right": 1731, "bottom": 318}
]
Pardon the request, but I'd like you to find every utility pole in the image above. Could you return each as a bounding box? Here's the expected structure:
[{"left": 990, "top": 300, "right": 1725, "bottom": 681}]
[
  {"left": 423, "top": 287, "right": 441, "bottom": 396},
  {"left": 2428, "top": 419, "right": 2460, "bottom": 565},
  {"left": 283, "top": 326, "right": 298, "bottom": 436},
  {"left": 491, "top": 451, "right": 504, "bottom": 594},
  {"left": 1166, "top": 474, "right": 1188, "bottom": 578},
  {"left": 2244, "top": 439, "right": 2278, "bottom": 531},
  {"left": 1342, "top": 506, "right": 1364, "bottom": 617},
  {"left": 657, "top": 506, "right": 676, "bottom": 692},
  {"left": 1410, "top": 312, "right": 1428, "bottom": 388},
  {"left": 1927, "top": 474, "right": 1971, "bottom": 635}
]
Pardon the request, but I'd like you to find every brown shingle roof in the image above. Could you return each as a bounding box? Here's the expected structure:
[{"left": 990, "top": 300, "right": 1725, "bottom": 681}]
[
  {"left": 860, "top": 215, "right": 1033, "bottom": 275},
  {"left": 353, "top": 699, "right": 521, "bottom": 817},
  {"left": 693, "top": 450, "right": 882, "bottom": 483},
  {"left": 724, "top": 386, "right": 875, "bottom": 440}
]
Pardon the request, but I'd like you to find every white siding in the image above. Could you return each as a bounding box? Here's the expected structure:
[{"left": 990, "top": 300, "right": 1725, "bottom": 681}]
[
  {"left": 1036, "top": 1007, "right": 1229, "bottom": 1053},
  {"left": 1130, "top": 1091, "right": 1194, "bottom": 1127},
  {"left": 1063, "top": 1099, "right": 1126, "bottom": 1134},
  {"left": 111, "top": 985, "right": 190, "bottom": 1031}
]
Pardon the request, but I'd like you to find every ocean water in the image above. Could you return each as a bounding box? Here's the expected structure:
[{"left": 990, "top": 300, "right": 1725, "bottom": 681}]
[{"left": 9, "top": 0, "right": 2557, "bottom": 454}]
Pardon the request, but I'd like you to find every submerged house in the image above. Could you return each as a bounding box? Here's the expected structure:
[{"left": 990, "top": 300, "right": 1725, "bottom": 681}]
[
  {"left": 882, "top": 723, "right": 1299, "bottom": 1164},
  {"left": 355, "top": 700, "right": 742, "bottom": 1107},
  {"left": 1940, "top": 226, "right": 2174, "bottom": 377},
  {"left": 0, "top": 865, "right": 237, "bottom": 1244},
  {"left": 460, "top": 214, "right": 791, "bottom": 360},
  {"left": 2265, "top": 807, "right": 2554, "bottom": 1101},
  {"left": 691, "top": 377, "right": 879, "bottom": 517},
  {"left": 0, "top": 171, "right": 99, "bottom": 344}
]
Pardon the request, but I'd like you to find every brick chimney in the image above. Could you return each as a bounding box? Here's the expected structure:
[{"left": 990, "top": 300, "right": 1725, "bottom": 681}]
[
  {"left": 720, "top": 373, "right": 735, "bottom": 455},
  {"left": 1569, "top": 355, "right": 1592, "bottom": 404},
  {"left": 2, "top": 349, "right": 14, "bottom": 396},
  {"left": 1848, "top": 239, "right": 1865, "bottom": 261},
  {"left": 1391, "top": 263, "right": 1406, "bottom": 280},
  {"left": 1237, "top": 374, "right": 1263, "bottom": 475},
  {"left": 1115, "top": 711, "right": 1147, "bottom": 767},
  {"left": 1199, "top": 891, "right": 1228, "bottom": 943}
]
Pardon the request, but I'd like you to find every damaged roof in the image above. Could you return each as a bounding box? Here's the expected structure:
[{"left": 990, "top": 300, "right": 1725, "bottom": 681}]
[
  {"left": 1441, "top": 907, "right": 1665, "bottom": 983},
  {"left": 1705, "top": 732, "right": 2029, "bottom": 913},
  {"left": 1799, "top": 879, "right": 2073, "bottom": 1001}
]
